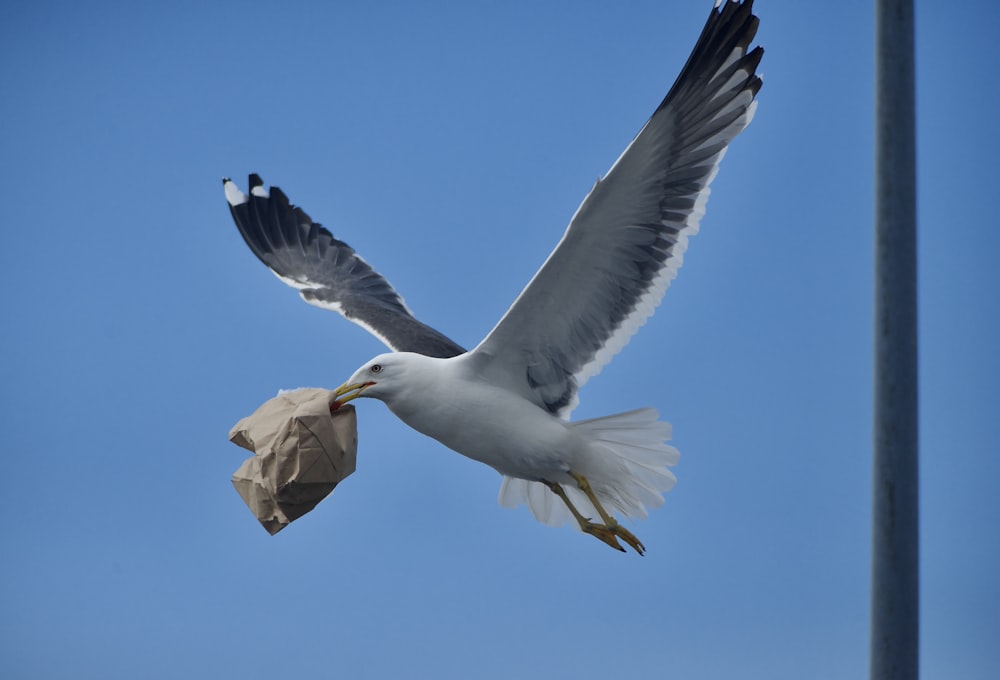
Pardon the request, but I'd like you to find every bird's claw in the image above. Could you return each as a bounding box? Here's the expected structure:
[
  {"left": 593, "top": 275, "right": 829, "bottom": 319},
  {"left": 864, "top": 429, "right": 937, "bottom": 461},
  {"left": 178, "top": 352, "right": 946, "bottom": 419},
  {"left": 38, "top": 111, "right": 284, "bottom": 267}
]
[
  {"left": 582, "top": 522, "right": 626, "bottom": 552},
  {"left": 610, "top": 524, "right": 646, "bottom": 556},
  {"left": 582, "top": 521, "right": 645, "bottom": 556}
]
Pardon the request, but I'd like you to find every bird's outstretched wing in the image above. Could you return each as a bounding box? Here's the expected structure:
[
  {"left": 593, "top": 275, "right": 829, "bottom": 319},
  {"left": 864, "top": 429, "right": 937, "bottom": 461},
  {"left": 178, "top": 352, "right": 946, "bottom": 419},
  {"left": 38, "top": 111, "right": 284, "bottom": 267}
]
[
  {"left": 225, "top": 174, "right": 466, "bottom": 358},
  {"left": 470, "top": 0, "right": 763, "bottom": 416}
]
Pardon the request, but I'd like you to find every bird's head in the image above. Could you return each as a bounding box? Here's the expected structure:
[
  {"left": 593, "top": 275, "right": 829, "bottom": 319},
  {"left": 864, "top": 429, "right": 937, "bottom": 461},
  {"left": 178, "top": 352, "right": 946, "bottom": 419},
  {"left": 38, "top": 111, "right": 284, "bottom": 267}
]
[{"left": 332, "top": 352, "right": 411, "bottom": 408}]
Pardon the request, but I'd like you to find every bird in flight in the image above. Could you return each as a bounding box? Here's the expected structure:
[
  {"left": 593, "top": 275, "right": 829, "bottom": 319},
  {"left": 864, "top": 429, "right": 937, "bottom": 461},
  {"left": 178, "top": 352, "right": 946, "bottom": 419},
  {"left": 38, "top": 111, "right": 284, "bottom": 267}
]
[{"left": 225, "top": 0, "right": 762, "bottom": 554}]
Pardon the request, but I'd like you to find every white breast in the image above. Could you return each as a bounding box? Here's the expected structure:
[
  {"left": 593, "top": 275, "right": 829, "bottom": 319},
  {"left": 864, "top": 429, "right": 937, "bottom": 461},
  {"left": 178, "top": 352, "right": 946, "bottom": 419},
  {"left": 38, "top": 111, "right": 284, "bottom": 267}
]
[{"left": 381, "top": 356, "right": 581, "bottom": 481}]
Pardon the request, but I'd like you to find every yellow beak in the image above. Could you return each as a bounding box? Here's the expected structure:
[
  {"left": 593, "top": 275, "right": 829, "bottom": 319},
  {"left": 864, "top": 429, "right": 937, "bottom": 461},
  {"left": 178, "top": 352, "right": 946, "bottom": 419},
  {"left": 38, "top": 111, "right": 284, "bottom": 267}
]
[{"left": 332, "top": 381, "right": 374, "bottom": 407}]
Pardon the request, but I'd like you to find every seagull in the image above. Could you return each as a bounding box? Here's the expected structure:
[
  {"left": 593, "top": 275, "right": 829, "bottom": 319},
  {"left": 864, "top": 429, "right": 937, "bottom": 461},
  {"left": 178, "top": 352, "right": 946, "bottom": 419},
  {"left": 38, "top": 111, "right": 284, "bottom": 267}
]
[{"left": 225, "top": 0, "right": 762, "bottom": 554}]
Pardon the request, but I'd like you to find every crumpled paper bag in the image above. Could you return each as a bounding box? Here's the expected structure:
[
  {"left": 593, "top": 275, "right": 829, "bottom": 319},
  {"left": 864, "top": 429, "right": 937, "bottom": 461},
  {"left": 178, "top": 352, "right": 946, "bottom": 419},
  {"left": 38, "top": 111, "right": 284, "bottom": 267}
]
[{"left": 228, "top": 388, "right": 357, "bottom": 535}]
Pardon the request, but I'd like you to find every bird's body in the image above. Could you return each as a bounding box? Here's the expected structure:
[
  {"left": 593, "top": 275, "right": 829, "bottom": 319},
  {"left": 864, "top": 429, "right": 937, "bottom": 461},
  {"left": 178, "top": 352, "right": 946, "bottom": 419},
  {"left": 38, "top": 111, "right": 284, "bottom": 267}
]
[
  {"left": 225, "top": 0, "right": 763, "bottom": 553},
  {"left": 369, "top": 353, "right": 582, "bottom": 481},
  {"left": 342, "top": 352, "right": 677, "bottom": 518}
]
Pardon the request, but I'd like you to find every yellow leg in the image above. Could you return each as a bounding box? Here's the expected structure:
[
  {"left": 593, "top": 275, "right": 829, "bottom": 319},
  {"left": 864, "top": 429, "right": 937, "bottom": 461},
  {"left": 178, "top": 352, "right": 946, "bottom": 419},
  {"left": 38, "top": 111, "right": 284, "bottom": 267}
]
[
  {"left": 542, "top": 480, "right": 625, "bottom": 553},
  {"left": 570, "top": 472, "right": 646, "bottom": 556}
]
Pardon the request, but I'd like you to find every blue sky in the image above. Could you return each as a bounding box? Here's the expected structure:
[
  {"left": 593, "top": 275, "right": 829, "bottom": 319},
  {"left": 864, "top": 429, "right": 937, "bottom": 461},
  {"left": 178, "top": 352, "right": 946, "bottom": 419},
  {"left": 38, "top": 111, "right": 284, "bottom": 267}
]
[{"left": 2, "top": 1, "right": 997, "bottom": 678}]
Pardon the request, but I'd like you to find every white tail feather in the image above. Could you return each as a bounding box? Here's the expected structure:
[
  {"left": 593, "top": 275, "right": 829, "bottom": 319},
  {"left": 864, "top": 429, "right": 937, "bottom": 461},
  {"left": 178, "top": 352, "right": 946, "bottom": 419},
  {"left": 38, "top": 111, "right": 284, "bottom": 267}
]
[{"left": 497, "top": 408, "right": 679, "bottom": 528}]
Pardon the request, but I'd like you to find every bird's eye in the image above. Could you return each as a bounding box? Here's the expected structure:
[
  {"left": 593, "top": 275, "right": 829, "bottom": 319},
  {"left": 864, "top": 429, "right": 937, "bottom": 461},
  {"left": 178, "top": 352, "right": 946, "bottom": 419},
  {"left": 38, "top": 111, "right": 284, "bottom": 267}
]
[{"left": 370, "top": 364, "right": 383, "bottom": 374}]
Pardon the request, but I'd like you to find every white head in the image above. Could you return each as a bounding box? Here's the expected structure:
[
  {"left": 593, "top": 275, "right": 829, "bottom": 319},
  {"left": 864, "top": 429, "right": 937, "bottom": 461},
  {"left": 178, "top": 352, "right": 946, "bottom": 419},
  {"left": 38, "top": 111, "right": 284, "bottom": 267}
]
[{"left": 332, "top": 352, "right": 425, "bottom": 408}]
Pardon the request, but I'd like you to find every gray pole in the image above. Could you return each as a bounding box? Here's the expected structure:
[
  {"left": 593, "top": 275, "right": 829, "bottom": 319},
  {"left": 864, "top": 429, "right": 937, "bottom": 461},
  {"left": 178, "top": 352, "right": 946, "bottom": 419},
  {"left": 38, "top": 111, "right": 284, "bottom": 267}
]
[{"left": 872, "top": 0, "right": 919, "bottom": 678}]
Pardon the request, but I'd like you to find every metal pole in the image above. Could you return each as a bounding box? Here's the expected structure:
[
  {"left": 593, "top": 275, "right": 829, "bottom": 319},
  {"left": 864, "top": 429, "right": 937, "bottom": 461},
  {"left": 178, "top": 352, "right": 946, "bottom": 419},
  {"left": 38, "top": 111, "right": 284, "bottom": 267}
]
[{"left": 872, "top": 0, "right": 919, "bottom": 678}]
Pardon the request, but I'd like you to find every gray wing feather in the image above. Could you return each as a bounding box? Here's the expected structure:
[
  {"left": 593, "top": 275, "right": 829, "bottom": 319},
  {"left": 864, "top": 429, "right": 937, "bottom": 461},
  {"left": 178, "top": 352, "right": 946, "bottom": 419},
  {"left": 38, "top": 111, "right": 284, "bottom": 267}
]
[
  {"left": 470, "top": 0, "right": 763, "bottom": 416},
  {"left": 225, "top": 174, "right": 466, "bottom": 358}
]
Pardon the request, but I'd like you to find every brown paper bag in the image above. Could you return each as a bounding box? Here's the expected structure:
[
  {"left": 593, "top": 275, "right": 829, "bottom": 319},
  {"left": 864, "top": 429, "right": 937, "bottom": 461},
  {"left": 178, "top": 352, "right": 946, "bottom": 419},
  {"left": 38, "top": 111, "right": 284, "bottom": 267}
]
[{"left": 229, "top": 388, "right": 358, "bottom": 534}]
